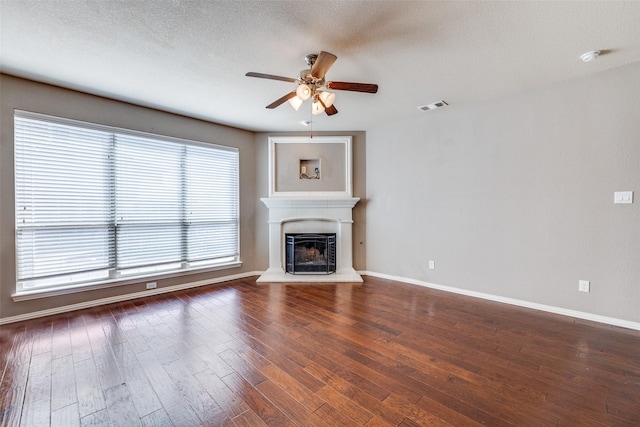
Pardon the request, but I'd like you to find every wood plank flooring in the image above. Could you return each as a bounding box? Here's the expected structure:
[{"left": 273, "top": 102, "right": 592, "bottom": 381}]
[{"left": 1, "top": 276, "right": 639, "bottom": 426}]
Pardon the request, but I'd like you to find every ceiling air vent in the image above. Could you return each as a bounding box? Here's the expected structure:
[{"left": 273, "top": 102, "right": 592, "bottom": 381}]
[{"left": 418, "top": 100, "right": 448, "bottom": 111}]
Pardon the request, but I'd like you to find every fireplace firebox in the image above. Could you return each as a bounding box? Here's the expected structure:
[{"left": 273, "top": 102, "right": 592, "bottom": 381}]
[{"left": 285, "top": 233, "right": 336, "bottom": 275}]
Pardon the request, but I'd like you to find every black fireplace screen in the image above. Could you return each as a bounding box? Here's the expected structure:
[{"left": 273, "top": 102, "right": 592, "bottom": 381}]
[{"left": 285, "top": 233, "right": 336, "bottom": 275}]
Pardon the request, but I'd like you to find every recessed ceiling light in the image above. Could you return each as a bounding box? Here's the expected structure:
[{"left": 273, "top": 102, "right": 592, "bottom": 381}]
[
  {"left": 417, "top": 100, "right": 448, "bottom": 112},
  {"left": 580, "top": 50, "right": 600, "bottom": 63}
]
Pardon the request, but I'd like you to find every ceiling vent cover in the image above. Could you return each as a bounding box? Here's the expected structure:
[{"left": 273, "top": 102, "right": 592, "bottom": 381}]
[{"left": 418, "top": 100, "right": 448, "bottom": 111}]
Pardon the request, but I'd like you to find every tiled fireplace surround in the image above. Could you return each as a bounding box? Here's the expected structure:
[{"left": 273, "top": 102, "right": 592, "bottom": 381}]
[{"left": 257, "top": 197, "right": 362, "bottom": 282}]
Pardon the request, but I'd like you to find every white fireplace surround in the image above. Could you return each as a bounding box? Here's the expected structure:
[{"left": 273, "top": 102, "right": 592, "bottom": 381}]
[
  {"left": 257, "top": 197, "right": 363, "bottom": 283},
  {"left": 258, "top": 136, "right": 361, "bottom": 283}
]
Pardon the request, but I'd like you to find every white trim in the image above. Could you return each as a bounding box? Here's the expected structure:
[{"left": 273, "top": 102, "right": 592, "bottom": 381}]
[
  {"left": 9, "top": 269, "right": 635, "bottom": 332},
  {"left": 260, "top": 197, "right": 360, "bottom": 209},
  {"left": 13, "top": 261, "right": 243, "bottom": 301},
  {"left": 268, "top": 136, "right": 353, "bottom": 198},
  {"left": 1, "top": 271, "right": 261, "bottom": 325},
  {"left": 359, "top": 271, "right": 640, "bottom": 331},
  {"left": 267, "top": 218, "right": 354, "bottom": 225}
]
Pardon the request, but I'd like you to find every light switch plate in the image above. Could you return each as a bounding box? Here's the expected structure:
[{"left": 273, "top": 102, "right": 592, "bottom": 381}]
[{"left": 614, "top": 191, "right": 633, "bottom": 204}]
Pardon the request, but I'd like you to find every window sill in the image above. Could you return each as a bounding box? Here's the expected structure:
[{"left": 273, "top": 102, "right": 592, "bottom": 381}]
[{"left": 12, "top": 261, "right": 242, "bottom": 302}]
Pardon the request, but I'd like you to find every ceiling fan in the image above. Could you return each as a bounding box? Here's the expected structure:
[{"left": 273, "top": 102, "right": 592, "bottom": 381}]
[{"left": 246, "top": 51, "right": 378, "bottom": 117}]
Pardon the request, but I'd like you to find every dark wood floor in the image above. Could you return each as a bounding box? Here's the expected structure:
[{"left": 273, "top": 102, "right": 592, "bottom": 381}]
[{"left": 1, "top": 276, "right": 639, "bottom": 426}]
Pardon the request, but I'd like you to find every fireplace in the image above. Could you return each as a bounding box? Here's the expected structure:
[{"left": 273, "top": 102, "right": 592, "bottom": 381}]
[
  {"left": 286, "top": 233, "right": 336, "bottom": 274},
  {"left": 257, "top": 197, "right": 362, "bottom": 283},
  {"left": 257, "top": 136, "right": 361, "bottom": 283}
]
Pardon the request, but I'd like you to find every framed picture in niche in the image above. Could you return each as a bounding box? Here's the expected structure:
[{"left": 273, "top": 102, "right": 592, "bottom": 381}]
[{"left": 268, "top": 136, "right": 352, "bottom": 197}]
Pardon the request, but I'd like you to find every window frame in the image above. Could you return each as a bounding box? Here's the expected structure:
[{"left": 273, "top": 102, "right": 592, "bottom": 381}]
[{"left": 13, "top": 110, "right": 241, "bottom": 298}]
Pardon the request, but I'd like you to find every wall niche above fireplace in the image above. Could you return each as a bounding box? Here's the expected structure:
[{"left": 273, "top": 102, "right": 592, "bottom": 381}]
[{"left": 268, "top": 136, "right": 352, "bottom": 198}]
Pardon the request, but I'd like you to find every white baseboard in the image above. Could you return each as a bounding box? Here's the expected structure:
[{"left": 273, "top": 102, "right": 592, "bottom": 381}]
[
  {"left": 359, "top": 271, "right": 640, "bottom": 331},
  {"left": 0, "top": 271, "right": 262, "bottom": 325},
  {"left": 5, "top": 270, "right": 638, "bottom": 332}
]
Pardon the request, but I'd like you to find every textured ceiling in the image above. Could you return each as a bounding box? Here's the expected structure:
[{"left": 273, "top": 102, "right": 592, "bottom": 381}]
[{"left": 1, "top": 1, "right": 639, "bottom": 132}]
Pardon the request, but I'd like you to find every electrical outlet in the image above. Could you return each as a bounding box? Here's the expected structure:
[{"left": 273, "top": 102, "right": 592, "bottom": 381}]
[
  {"left": 146, "top": 282, "right": 157, "bottom": 290},
  {"left": 428, "top": 260, "right": 435, "bottom": 270},
  {"left": 578, "top": 280, "right": 590, "bottom": 293}
]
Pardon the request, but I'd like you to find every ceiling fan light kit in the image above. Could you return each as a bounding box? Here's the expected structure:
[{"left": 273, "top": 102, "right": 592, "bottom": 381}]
[
  {"left": 318, "top": 91, "right": 335, "bottom": 108},
  {"left": 288, "top": 96, "right": 303, "bottom": 111},
  {"left": 296, "top": 84, "right": 312, "bottom": 100},
  {"left": 246, "top": 51, "right": 378, "bottom": 117},
  {"left": 312, "top": 98, "right": 325, "bottom": 115}
]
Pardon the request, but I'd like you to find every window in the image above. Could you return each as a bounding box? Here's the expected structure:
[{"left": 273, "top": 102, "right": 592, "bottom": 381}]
[{"left": 14, "top": 111, "right": 239, "bottom": 293}]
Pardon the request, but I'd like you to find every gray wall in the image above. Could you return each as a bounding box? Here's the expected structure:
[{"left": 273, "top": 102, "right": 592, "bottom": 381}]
[
  {"left": 275, "top": 142, "right": 347, "bottom": 193},
  {"left": 365, "top": 62, "right": 640, "bottom": 323},
  {"left": 0, "top": 74, "right": 257, "bottom": 320},
  {"left": 3, "top": 62, "right": 638, "bottom": 325},
  {"left": 253, "top": 132, "right": 367, "bottom": 271}
]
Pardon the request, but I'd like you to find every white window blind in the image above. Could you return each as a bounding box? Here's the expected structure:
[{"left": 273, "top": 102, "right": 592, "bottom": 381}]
[{"left": 14, "top": 111, "right": 239, "bottom": 292}]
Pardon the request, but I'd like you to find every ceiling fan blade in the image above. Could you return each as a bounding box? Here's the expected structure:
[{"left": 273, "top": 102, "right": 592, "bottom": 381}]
[
  {"left": 311, "top": 51, "right": 337, "bottom": 79},
  {"left": 325, "top": 104, "right": 338, "bottom": 116},
  {"left": 246, "top": 72, "right": 297, "bottom": 83},
  {"left": 326, "top": 81, "right": 378, "bottom": 93},
  {"left": 266, "top": 91, "right": 297, "bottom": 109}
]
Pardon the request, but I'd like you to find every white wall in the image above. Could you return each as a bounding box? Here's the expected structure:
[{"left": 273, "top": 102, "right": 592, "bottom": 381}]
[{"left": 365, "top": 62, "right": 640, "bottom": 323}]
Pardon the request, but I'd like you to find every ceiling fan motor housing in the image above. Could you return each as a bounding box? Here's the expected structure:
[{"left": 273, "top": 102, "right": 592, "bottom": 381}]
[
  {"left": 299, "top": 69, "right": 325, "bottom": 86},
  {"left": 304, "top": 54, "right": 318, "bottom": 67}
]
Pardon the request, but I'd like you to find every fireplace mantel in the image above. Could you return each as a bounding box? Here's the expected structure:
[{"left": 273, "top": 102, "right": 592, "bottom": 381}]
[
  {"left": 257, "top": 196, "right": 362, "bottom": 283},
  {"left": 260, "top": 197, "right": 360, "bottom": 210}
]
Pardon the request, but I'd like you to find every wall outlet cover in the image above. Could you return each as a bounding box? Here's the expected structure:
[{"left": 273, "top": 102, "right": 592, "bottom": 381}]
[
  {"left": 578, "top": 280, "right": 590, "bottom": 293},
  {"left": 428, "top": 260, "right": 435, "bottom": 270}
]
